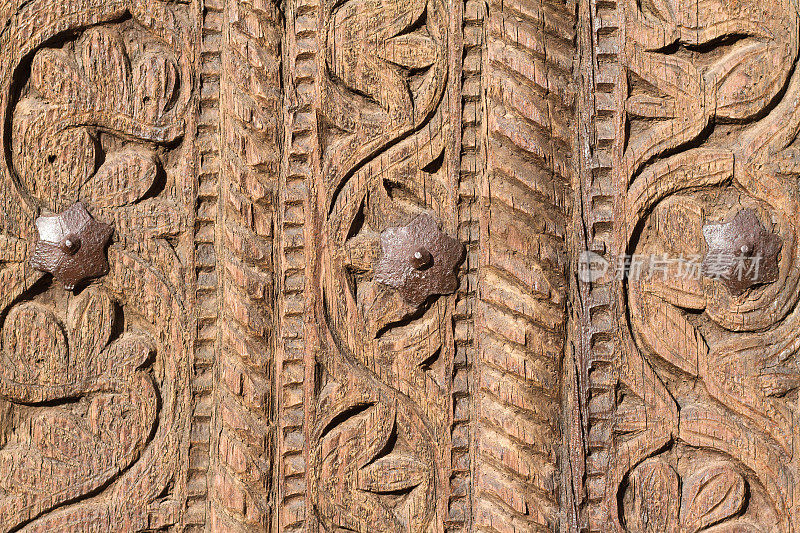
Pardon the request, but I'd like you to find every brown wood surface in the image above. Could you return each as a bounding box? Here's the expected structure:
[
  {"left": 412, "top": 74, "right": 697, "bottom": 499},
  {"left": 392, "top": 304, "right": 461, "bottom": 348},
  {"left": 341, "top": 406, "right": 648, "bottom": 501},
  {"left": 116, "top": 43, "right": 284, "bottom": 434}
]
[{"left": 0, "top": 0, "right": 795, "bottom": 531}]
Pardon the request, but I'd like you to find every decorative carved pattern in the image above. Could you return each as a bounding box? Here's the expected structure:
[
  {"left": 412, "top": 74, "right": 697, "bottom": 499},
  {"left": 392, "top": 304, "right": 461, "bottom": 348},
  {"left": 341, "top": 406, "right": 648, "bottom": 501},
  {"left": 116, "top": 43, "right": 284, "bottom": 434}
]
[
  {"left": 473, "top": 0, "right": 575, "bottom": 529},
  {"left": 593, "top": 0, "right": 800, "bottom": 530},
  {"left": 451, "top": 0, "right": 484, "bottom": 526},
  {"left": 621, "top": 452, "right": 769, "bottom": 533},
  {"left": 5, "top": 0, "right": 799, "bottom": 530},
  {"left": 303, "top": 0, "right": 456, "bottom": 529},
  {"left": 0, "top": 289, "right": 158, "bottom": 529},
  {"left": 208, "top": 0, "right": 282, "bottom": 530},
  {"left": 276, "top": 0, "right": 316, "bottom": 528},
  {"left": 0, "top": 1, "right": 193, "bottom": 531},
  {"left": 184, "top": 1, "right": 223, "bottom": 529}
]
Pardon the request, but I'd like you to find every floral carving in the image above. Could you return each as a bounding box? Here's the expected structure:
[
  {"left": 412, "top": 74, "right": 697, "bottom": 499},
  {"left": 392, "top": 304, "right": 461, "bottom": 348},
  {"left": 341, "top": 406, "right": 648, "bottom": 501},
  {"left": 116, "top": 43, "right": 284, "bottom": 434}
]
[
  {"left": 0, "top": 9, "right": 191, "bottom": 530},
  {"left": 12, "top": 25, "right": 181, "bottom": 213},
  {"left": 625, "top": 458, "right": 751, "bottom": 533},
  {"left": 623, "top": 0, "right": 799, "bottom": 180},
  {"left": 313, "top": 0, "right": 452, "bottom": 521},
  {"left": 6, "top": 21, "right": 190, "bottom": 297},
  {"left": 0, "top": 289, "right": 157, "bottom": 529},
  {"left": 312, "top": 396, "right": 436, "bottom": 531},
  {"left": 326, "top": 0, "right": 444, "bottom": 123},
  {"left": 609, "top": 0, "right": 800, "bottom": 528},
  {"left": 315, "top": 152, "right": 452, "bottom": 530},
  {"left": 320, "top": 0, "right": 448, "bottom": 217}
]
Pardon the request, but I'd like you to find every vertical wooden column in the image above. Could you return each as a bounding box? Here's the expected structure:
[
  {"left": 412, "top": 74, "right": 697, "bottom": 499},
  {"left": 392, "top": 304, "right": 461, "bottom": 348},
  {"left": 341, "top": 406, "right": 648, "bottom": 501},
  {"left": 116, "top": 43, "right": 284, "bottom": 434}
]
[
  {"left": 473, "top": 0, "right": 577, "bottom": 530},
  {"left": 211, "top": 0, "right": 283, "bottom": 530}
]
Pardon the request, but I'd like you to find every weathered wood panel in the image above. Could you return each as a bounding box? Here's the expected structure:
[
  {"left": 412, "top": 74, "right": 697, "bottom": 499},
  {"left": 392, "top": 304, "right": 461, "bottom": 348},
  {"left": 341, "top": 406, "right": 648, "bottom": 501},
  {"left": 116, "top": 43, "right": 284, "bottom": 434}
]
[
  {"left": 0, "top": 0, "right": 795, "bottom": 531},
  {"left": 0, "top": 1, "right": 198, "bottom": 530},
  {"left": 581, "top": 0, "right": 800, "bottom": 532}
]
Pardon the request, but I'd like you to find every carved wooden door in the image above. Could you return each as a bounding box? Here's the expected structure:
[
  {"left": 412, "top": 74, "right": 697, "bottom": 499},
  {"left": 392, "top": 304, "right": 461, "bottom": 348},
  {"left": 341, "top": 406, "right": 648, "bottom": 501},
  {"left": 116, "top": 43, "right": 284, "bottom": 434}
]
[{"left": 0, "top": 0, "right": 796, "bottom": 531}]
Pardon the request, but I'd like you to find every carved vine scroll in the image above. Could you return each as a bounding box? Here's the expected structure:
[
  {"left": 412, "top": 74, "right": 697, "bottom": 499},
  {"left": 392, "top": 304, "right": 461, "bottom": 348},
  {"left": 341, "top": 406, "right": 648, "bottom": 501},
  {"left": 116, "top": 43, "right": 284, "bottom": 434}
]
[
  {"left": 2, "top": 0, "right": 797, "bottom": 530},
  {"left": 594, "top": 0, "right": 800, "bottom": 531},
  {"left": 308, "top": 0, "right": 455, "bottom": 529}
]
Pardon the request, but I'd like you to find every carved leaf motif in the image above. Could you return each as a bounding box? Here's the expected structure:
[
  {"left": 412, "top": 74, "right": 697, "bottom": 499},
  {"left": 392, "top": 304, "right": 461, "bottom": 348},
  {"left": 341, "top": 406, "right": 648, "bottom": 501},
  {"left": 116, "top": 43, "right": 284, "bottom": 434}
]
[
  {"left": 680, "top": 464, "right": 746, "bottom": 533},
  {"left": 378, "top": 34, "right": 437, "bottom": 69},
  {"left": 133, "top": 51, "right": 179, "bottom": 123},
  {"left": 632, "top": 290, "right": 706, "bottom": 376},
  {"left": 0, "top": 369, "right": 158, "bottom": 531},
  {"left": 1, "top": 302, "right": 68, "bottom": 389},
  {"left": 358, "top": 281, "right": 414, "bottom": 338},
  {"left": 758, "top": 363, "right": 800, "bottom": 397},
  {"left": 626, "top": 458, "right": 680, "bottom": 533},
  {"left": 328, "top": 0, "right": 434, "bottom": 119},
  {"left": 714, "top": 42, "right": 789, "bottom": 120},
  {"left": 30, "top": 48, "right": 85, "bottom": 103},
  {"left": 358, "top": 453, "right": 428, "bottom": 493},
  {"left": 13, "top": 26, "right": 181, "bottom": 212},
  {"left": 81, "top": 149, "right": 158, "bottom": 208},
  {"left": 68, "top": 289, "right": 115, "bottom": 364},
  {"left": 11, "top": 103, "right": 97, "bottom": 212},
  {"left": 86, "top": 372, "right": 158, "bottom": 454},
  {"left": 80, "top": 27, "right": 130, "bottom": 110},
  {"left": 98, "top": 333, "right": 153, "bottom": 376}
]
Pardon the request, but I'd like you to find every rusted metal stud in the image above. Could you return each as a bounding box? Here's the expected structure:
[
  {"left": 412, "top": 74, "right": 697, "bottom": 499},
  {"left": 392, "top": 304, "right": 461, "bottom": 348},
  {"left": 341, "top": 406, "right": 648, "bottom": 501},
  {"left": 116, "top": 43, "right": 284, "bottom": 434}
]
[
  {"left": 702, "top": 208, "right": 782, "bottom": 295},
  {"left": 410, "top": 247, "right": 433, "bottom": 270},
  {"left": 374, "top": 212, "right": 465, "bottom": 306},
  {"left": 61, "top": 234, "right": 82, "bottom": 255},
  {"left": 30, "top": 202, "right": 114, "bottom": 291}
]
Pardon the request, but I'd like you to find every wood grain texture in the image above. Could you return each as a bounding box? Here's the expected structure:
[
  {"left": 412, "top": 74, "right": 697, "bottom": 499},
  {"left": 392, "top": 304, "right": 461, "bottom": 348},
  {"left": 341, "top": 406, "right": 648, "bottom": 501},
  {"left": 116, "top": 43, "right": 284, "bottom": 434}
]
[
  {"left": 212, "top": 0, "right": 282, "bottom": 530},
  {"left": 475, "top": 0, "right": 575, "bottom": 530},
  {"left": 1, "top": 0, "right": 798, "bottom": 531}
]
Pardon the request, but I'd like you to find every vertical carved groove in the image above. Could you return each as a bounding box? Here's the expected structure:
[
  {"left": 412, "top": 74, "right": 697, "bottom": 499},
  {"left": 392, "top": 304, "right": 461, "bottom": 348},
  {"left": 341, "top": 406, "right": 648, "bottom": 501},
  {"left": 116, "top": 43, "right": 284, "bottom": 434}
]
[
  {"left": 275, "top": 0, "right": 317, "bottom": 528},
  {"left": 211, "top": 0, "right": 282, "bottom": 530},
  {"left": 475, "top": 0, "right": 576, "bottom": 530},
  {"left": 452, "top": 0, "right": 484, "bottom": 528}
]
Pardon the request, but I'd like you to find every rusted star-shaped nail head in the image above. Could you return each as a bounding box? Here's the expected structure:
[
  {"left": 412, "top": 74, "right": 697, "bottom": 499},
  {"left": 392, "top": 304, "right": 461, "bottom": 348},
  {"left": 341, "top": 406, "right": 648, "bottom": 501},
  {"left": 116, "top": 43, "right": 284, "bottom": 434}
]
[
  {"left": 30, "top": 202, "right": 114, "bottom": 291},
  {"left": 702, "top": 208, "right": 782, "bottom": 295},
  {"left": 374, "top": 213, "right": 465, "bottom": 306}
]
